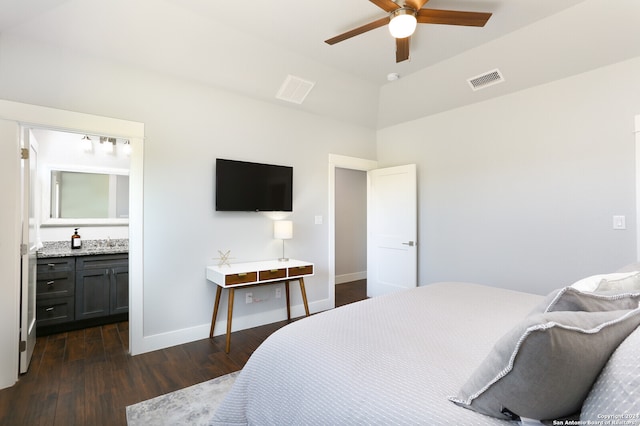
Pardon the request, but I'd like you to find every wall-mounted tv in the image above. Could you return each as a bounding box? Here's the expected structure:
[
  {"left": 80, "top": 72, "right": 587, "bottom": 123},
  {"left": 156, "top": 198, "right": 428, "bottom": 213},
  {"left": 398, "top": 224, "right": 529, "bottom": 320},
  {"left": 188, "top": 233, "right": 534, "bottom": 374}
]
[{"left": 215, "top": 158, "right": 293, "bottom": 212}]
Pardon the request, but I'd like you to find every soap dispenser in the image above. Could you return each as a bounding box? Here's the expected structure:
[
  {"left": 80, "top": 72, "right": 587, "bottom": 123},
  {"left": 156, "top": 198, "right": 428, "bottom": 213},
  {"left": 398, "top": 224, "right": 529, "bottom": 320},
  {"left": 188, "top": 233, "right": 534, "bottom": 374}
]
[{"left": 71, "top": 228, "right": 82, "bottom": 249}]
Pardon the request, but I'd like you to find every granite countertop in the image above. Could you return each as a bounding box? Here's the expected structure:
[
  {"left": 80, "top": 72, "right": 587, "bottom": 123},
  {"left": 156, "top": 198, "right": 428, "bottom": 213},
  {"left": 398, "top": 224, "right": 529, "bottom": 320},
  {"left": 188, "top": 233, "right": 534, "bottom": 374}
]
[{"left": 37, "top": 239, "right": 129, "bottom": 258}]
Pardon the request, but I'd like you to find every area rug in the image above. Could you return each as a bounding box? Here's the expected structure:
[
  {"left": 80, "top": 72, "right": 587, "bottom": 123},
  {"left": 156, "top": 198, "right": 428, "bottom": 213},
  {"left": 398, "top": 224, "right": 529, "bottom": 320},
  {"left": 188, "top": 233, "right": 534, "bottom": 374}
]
[{"left": 126, "top": 371, "right": 239, "bottom": 425}]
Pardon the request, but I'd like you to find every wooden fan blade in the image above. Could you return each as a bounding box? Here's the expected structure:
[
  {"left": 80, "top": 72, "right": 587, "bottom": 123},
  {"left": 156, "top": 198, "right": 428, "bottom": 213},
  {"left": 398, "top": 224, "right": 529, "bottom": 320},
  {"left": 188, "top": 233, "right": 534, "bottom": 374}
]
[
  {"left": 325, "top": 16, "right": 390, "bottom": 45},
  {"left": 417, "top": 9, "right": 492, "bottom": 27},
  {"left": 405, "top": 0, "right": 430, "bottom": 10},
  {"left": 370, "top": 0, "right": 401, "bottom": 12},
  {"left": 396, "top": 37, "right": 410, "bottom": 63}
]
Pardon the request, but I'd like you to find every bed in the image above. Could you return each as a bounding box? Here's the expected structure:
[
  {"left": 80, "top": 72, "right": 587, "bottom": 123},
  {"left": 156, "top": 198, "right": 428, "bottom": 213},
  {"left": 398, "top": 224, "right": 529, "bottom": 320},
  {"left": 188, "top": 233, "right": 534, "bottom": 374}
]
[{"left": 212, "top": 278, "right": 640, "bottom": 425}]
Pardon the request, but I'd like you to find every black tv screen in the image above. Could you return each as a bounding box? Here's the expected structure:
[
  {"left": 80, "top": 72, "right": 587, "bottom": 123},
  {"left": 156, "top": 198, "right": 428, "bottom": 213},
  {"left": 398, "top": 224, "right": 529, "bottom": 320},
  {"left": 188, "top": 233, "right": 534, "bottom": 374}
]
[{"left": 215, "top": 158, "right": 293, "bottom": 212}]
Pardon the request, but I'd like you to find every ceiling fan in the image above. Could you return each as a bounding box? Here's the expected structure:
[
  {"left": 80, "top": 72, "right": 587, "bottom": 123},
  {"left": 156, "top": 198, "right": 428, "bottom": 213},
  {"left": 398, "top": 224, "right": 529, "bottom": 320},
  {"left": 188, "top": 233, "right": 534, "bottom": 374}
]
[{"left": 325, "top": 0, "right": 492, "bottom": 63}]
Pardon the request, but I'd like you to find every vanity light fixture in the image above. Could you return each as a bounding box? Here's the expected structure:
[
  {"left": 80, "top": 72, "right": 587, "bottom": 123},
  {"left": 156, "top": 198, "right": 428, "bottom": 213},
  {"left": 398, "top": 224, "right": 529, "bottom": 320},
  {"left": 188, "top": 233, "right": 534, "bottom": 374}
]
[
  {"left": 122, "top": 139, "right": 132, "bottom": 156},
  {"left": 100, "top": 136, "right": 116, "bottom": 153},
  {"left": 81, "top": 135, "right": 93, "bottom": 152}
]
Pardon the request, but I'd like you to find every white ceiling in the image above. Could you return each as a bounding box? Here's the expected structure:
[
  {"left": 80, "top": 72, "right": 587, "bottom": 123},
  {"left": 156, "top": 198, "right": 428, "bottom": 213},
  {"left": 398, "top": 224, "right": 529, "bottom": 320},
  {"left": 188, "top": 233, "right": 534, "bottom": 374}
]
[
  {"left": 1, "top": 0, "right": 639, "bottom": 128},
  {"left": 0, "top": 0, "right": 588, "bottom": 84}
]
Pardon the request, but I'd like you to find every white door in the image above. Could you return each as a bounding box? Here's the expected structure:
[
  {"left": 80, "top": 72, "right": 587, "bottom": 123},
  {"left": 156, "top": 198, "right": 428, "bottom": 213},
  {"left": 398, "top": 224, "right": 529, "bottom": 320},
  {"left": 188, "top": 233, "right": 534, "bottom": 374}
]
[
  {"left": 19, "top": 129, "right": 38, "bottom": 373},
  {"left": 367, "top": 164, "right": 417, "bottom": 297}
]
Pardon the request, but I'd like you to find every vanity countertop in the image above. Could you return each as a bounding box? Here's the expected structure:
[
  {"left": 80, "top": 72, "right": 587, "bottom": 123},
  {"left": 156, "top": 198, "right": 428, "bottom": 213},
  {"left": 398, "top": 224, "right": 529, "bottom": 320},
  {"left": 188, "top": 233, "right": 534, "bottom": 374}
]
[{"left": 37, "top": 239, "right": 128, "bottom": 258}]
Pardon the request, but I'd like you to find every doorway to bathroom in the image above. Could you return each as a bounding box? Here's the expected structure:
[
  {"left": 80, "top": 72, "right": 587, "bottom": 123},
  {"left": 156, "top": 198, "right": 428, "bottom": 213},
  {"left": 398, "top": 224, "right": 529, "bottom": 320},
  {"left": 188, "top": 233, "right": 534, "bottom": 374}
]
[{"left": 31, "top": 127, "right": 132, "bottom": 335}]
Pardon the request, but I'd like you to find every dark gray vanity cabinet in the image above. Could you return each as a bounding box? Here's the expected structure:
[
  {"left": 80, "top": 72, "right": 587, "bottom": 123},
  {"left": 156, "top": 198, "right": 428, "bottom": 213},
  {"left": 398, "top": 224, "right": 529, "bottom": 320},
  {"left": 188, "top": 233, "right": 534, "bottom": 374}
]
[
  {"left": 36, "top": 257, "right": 76, "bottom": 327},
  {"left": 75, "top": 254, "right": 129, "bottom": 320},
  {"left": 36, "top": 253, "right": 128, "bottom": 334}
]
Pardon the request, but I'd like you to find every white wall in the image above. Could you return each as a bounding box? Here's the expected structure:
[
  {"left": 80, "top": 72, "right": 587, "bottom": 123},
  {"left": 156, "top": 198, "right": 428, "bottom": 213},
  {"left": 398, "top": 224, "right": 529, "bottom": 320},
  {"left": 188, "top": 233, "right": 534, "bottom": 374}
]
[
  {"left": 335, "top": 168, "right": 367, "bottom": 282},
  {"left": 377, "top": 56, "right": 640, "bottom": 295},
  {"left": 0, "top": 34, "right": 376, "bottom": 356}
]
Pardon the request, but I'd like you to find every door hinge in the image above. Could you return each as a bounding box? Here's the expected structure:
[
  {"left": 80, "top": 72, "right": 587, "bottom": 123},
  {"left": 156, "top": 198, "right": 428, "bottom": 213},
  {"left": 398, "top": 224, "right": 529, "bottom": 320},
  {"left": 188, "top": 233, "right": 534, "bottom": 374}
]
[
  {"left": 19, "top": 340, "right": 26, "bottom": 352},
  {"left": 20, "top": 243, "right": 28, "bottom": 256},
  {"left": 20, "top": 148, "right": 29, "bottom": 160}
]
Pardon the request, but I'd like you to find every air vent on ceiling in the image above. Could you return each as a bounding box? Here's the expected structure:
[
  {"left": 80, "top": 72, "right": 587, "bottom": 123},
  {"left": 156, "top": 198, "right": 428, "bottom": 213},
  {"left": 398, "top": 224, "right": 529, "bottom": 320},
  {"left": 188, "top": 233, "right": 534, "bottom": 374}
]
[
  {"left": 467, "top": 69, "right": 505, "bottom": 91},
  {"left": 276, "top": 75, "right": 315, "bottom": 104}
]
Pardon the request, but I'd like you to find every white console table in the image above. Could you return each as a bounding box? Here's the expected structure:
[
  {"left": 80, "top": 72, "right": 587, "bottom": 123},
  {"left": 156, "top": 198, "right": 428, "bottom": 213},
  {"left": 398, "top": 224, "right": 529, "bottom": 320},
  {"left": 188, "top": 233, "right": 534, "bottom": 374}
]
[{"left": 206, "top": 259, "right": 314, "bottom": 353}]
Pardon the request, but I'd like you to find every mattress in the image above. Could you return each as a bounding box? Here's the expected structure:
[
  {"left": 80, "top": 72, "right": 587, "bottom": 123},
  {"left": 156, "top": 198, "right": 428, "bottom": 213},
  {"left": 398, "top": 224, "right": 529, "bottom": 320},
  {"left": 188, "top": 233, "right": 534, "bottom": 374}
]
[{"left": 211, "top": 282, "right": 544, "bottom": 425}]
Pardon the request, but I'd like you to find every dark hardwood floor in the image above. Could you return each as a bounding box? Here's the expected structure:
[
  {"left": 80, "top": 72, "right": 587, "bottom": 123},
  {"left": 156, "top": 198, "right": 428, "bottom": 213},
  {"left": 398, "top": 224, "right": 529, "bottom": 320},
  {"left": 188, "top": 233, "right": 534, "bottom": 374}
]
[
  {"left": 0, "top": 280, "right": 366, "bottom": 426},
  {"left": 335, "top": 279, "right": 367, "bottom": 307}
]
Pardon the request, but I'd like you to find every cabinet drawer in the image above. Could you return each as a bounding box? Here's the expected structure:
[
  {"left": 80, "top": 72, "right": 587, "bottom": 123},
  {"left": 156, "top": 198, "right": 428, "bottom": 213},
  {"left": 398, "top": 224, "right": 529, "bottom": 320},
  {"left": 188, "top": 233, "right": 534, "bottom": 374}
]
[
  {"left": 37, "top": 275, "right": 74, "bottom": 299},
  {"left": 36, "top": 297, "right": 75, "bottom": 326},
  {"left": 37, "top": 258, "right": 75, "bottom": 275},
  {"left": 288, "top": 265, "right": 313, "bottom": 277},
  {"left": 225, "top": 272, "right": 257, "bottom": 286},
  {"left": 259, "top": 268, "right": 287, "bottom": 281},
  {"left": 76, "top": 254, "right": 128, "bottom": 270}
]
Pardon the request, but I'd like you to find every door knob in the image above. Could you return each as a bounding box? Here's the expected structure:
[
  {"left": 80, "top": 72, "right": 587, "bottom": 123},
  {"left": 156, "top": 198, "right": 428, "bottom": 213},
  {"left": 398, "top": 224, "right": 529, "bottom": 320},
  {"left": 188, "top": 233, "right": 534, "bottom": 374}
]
[{"left": 402, "top": 241, "right": 415, "bottom": 247}]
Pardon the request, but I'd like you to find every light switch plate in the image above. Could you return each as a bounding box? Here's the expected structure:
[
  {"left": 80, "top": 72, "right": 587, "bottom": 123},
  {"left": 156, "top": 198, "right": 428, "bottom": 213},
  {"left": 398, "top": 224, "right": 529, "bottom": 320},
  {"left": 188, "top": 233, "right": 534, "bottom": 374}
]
[
  {"left": 315, "top": 215, "right": 323, "bottom": 225},
  {"left": 613, "top": 215, "right": 626, "bottom": 230}
]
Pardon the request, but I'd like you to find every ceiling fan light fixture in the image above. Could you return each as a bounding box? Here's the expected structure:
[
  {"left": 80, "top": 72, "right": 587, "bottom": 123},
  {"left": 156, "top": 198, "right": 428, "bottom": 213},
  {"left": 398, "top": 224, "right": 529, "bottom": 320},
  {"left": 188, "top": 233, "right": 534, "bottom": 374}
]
[{"left": 388, "top": 8, "right": 417, "bottom": 39}]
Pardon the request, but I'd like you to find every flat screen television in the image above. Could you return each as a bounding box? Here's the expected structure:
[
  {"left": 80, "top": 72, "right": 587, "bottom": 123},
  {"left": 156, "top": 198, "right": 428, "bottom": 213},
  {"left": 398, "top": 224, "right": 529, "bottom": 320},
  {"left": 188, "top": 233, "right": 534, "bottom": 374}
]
[{"left": 215, "top": 158, "right": 293, "bottom": 212}]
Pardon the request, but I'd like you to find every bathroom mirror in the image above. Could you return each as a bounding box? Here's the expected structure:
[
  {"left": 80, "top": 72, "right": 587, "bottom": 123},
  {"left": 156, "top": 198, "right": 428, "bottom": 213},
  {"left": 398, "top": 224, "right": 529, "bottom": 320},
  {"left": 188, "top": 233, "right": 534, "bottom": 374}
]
[{"left": 43, "top": 167, "right": 129, "bottom": 226}]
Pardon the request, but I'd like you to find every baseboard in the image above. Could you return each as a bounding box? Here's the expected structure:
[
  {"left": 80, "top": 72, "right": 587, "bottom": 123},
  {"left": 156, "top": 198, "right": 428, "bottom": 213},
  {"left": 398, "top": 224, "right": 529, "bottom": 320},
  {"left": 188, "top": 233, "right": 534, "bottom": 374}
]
[
  {"left": 335, "top": 271, "right": 366, "bottom": 284},
  {"left": 134, "top": 298, "right": 332, "bottom": 355}
]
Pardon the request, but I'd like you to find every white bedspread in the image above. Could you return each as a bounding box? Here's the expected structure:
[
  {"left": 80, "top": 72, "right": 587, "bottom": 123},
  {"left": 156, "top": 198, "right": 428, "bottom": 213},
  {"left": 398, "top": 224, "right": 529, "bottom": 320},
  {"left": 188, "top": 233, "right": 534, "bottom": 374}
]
[{"left": 212, "top": 282, "right": 544, "bottom": 425}]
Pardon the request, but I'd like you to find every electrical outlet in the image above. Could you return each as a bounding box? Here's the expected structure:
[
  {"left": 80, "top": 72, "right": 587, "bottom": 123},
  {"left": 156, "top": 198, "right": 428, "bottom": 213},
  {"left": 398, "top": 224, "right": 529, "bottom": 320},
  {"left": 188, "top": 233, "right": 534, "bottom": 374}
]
[
  {"left": 245, "top": 292, "right": 253, "bottom": 304},
  {"left": 275, "top": 288, "right": 282, "bottom": 299}
]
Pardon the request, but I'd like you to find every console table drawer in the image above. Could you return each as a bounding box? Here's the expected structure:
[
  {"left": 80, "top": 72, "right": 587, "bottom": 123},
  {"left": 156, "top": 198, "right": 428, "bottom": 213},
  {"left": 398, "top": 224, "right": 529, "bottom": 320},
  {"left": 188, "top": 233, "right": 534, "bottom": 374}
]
[
  {"left": 225, "top": 272, "right": 257, "bottom": 286},
  {"left": 289, "top": 265, "right": 313, "bottom": 277},
  {"left": 259, "top": 268, "right": 287, "bottom": 281}
]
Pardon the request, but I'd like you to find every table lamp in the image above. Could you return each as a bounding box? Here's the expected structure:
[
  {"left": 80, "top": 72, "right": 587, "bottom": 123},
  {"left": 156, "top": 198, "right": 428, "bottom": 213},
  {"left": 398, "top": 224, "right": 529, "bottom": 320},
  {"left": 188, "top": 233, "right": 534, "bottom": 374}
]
[{"left": 274, "top": 220, "right": 293, "bottom": 262}]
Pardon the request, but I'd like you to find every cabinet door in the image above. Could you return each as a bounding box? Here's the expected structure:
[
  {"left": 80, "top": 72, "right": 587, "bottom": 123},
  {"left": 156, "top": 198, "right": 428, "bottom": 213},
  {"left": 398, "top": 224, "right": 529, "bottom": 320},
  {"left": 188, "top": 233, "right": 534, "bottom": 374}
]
[
  {"left": 76, "top": 269, "right": 111, "bottom": 320},
  {"left": 110, "top": 265, "right": 129, "bottom": 315}
]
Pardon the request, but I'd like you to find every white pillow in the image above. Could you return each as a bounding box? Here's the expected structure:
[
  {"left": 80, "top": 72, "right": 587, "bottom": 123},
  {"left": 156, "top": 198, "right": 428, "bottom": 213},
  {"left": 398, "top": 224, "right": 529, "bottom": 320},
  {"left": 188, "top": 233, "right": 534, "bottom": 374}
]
[
  {"left": 595, "top": 273, "right": 640, "bottom": 292},
  {"left": 571, "top": 272, "right": 640, "bottom": 292}
]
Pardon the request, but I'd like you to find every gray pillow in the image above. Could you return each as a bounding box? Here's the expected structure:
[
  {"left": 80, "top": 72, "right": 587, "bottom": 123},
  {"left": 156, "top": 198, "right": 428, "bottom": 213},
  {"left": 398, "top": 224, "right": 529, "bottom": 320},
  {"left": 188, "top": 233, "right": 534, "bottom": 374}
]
[
  {"left": 529, "top": 286, "right": 640, "bottom": 314},
  {"left": 580, "top": 325, "right": 640, "bottom": 421},
  {"left": 449, "top": 307, "right": 640, "bottom": 421}
]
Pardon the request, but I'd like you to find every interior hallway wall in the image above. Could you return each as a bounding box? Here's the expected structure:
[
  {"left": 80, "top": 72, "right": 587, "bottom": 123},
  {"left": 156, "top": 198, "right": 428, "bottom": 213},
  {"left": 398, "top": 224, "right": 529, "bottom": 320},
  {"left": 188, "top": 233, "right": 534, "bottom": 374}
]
[{"left": 335, "top": 168, "right": 367, "bottom": 284}]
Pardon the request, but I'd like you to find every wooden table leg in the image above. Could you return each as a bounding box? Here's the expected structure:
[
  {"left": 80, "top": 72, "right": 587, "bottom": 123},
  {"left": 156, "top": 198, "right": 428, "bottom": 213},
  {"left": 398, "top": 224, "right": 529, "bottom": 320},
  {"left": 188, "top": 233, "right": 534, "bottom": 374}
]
[
  {"left": 299, "top": 277, "right": 310, "bottom": 317},
  {"left": 225, "top": 288, "right": 235, "bottom": 353},
  {"left": 209, "top": 285, "right": 222, "bottom": 338},
  {"left": 285, "top": 281, "right": 291, "bottom": 321}
]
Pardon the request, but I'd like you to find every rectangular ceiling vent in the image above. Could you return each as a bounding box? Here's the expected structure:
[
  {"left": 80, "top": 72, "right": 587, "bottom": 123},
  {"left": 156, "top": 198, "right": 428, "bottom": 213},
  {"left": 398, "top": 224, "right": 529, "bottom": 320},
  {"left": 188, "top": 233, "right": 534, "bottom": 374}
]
[
  {"left": 467, "top": 69, "right": 505, "bottom": 91},
  {"left": 276, "top": 75, "right": 315, "bottom": 104}
]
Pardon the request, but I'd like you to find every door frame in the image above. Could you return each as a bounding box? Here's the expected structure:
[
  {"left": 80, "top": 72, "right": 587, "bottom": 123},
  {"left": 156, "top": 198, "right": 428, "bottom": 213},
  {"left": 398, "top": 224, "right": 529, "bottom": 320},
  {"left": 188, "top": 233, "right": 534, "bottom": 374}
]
[
  {"left": 636, "top": 114, "right": 640, "bottom": 261},
  {"left": 328, "top": 154, "right": 378, "bottom": 308},
  {"left": 0, "top": 99, "right": 144, "bottom": 389}
]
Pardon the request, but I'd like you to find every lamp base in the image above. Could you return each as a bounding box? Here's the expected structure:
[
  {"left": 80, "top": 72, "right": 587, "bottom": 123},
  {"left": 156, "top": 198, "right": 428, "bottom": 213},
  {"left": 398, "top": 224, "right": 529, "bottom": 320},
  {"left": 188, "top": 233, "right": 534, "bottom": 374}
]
[{"left": 278, "top": 257, "right": 290, "bottom": 262}]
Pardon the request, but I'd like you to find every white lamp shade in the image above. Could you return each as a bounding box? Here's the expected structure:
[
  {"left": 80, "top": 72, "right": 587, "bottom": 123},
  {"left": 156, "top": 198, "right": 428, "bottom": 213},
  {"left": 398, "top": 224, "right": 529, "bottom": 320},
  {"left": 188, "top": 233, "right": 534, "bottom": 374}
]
[
  {"left": 388, "top": 12, "right": 417, "bottom": 38},
  {"left": 274, "top": 220, "right": 293, "bottom": 240}
]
